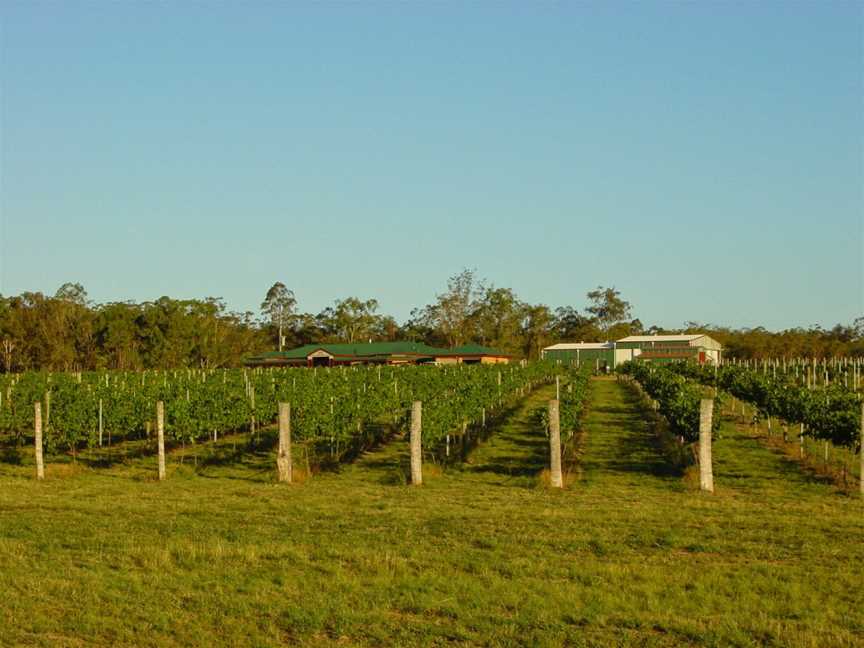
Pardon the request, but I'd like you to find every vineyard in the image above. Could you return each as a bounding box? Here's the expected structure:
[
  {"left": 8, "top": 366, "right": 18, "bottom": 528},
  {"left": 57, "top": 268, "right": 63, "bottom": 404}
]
[
  {"left": 720, "top": 356, "right": 863, "bottom": 391},
  {"left": 620, "top": 359, "right": 862, "bottom": 488},
  {"left": 1, "top": 359, "right": 862, "bottom": 646},
  {"left": 668, "top": 361, "right": 862, "bottom": 449},
  {"left": 0, "top": 362, "right": 564, "bottom": 469},
  {"left": 619, "top": 362, "right": 722, "bottom": 442},
  {"left": 536, "top": 365, "right": 591, "bottom": 438}
]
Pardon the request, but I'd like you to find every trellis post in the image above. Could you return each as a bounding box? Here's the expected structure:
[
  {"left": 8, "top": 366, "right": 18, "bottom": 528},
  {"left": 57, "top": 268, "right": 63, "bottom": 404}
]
[
  {"left": 548, "top": 399, "right": 563, "bottom": 488},
  {"left": 34, "top": 402, "right": 45, "bottom": 480},
  {"left": 699, "top": 399, "right": 714, "bottom": 493},
  {"left": 157, "top": 401, "right": 166, "bottom": 481},
  {"left": 410, "top": 401, "right": 422, "bottom": 485},
  {"left": 277, "top": 403, "right": 293, "bottom": 483}
]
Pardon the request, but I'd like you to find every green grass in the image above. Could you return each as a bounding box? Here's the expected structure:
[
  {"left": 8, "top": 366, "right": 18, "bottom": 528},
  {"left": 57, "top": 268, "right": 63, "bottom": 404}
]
[{"left": 0, "top": 379, "right": 862, "bottom": 647}]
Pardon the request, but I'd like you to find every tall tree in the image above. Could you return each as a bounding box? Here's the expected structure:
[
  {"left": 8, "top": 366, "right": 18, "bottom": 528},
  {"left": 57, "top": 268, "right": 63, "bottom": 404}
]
[
  {"left": 329, "top": 297, "right": 381, "bottom": 343},
  {"left": 586, "top": 286, "right": 632, "bottom": 333},
  {"left": 606, "top": 318, "right": 644, "bottom": 341},
  {"left": 55, "top": 282, "right": 88, "bottom": 305},
  {"left": 473, "top": 287, "right": 524, "bottom": 353},
  {"left": 260, "top": 282, "right": 297, "bottom": 351},
  {"left": 400, "top": 306, "right": 443, "bottom": 346},
  {"left": 521, "top": 304, "right": 554, "bottom": 359},
  {"left": 94, "top": 302, "right": 143, "bottom": 370},
  {"left": 552, "top": 306, "right": 601, "bottom": 342},
  {"left": 429, "top": 269, "right": 482, "bottom": 348}
]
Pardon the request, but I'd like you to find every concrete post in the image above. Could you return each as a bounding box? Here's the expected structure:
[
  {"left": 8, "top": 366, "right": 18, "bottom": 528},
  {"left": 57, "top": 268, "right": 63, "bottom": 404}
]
[
  {"left": 410, "top": 401, "right": 422, "bottom": 485},
  {"left": 277, "top": 402, "right": 293, "bottom": 483},
  {"left": 699, "top": 399, "right": 714, "bottom": 493},
  {"left": 34, "top": 402, "right": 44, "bottom": 480},
  {"left": 157, "top": 401, "right": 166, "bottom": 481},
  {"left": 548, "top": 399, "right": 563, "bottom": 488}
]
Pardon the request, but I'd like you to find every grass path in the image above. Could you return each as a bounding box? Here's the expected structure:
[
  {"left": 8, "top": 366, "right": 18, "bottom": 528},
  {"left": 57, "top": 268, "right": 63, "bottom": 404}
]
[
  {"left": 0, "top": 378, "right": 862, "bottom": 647},
  {"left": 712, "top": 415, "right": 838, "bottom": 497},
  {"left": 459, "top": 384, "right": 554, "bottom": 487},
  {"left": 334, "top": 384, "right": 555, "bottom": 489},
  {"left": 580, "top": 378, "right": 681, "bottom": 490}
]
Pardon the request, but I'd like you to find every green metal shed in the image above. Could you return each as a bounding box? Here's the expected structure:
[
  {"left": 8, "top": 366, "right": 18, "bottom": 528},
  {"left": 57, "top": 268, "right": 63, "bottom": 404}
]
[{"left": 541, "top": 342, "right": 615, "bottom": 369}]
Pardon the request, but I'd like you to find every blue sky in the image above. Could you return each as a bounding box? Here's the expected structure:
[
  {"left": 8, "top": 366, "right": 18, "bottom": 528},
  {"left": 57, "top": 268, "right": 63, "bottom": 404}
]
[{"left": 1, "top": 2, "right": 861, "bottom": 330}]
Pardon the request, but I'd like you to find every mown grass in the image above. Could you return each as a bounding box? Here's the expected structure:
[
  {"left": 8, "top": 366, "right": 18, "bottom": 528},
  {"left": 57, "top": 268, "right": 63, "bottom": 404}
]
[{"left": 0, "top": 379, "right": 861, "bottom": 647}]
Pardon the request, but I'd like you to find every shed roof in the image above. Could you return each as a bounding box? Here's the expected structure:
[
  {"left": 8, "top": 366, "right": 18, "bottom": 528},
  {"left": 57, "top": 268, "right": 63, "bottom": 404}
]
[
  {"left": 544, "top": 342, "right": 614, "bottom": 350},
  {"left": 617, "top": 335, "right": 706, "bottom": 342}
]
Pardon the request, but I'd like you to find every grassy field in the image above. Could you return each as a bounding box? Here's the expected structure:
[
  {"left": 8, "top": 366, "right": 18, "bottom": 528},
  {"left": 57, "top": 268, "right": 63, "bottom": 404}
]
[{"left": 0, "top": 378, "right": 862, "bottom": 647}]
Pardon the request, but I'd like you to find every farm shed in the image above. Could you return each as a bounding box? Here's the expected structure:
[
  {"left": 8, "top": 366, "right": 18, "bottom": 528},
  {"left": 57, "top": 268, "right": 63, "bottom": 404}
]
[
  {"left": 245, "top": 342, "right": 512, "bottom": 368},
  {"left": 616, "top": 335, "right": 722, "bottom": 365},
  {"left": 541, "top": 342, "right": 615, "bottom": 369},
  {"left": 542, "top": 335, "right": 722, "bottom": 368}
]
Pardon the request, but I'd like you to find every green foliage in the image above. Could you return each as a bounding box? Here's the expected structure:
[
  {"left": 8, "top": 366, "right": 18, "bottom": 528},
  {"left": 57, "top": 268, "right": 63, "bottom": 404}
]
[
  {"left": 586, "top": 286, "right": 631, "bottom": 332},
  {"left": 667, "top": 362, "right": 862, "bottom": 450},
  {"left": 621, "top": 362, "right": 721, "bottom": 442},
  {"left": 0, "top": 292, "right": 265, "bottom": 372},
  {"left": 535, "top": 364, "right": 592, "bottom": 436},
  {"left": 0, "top": 363, "right": 561, "bottom": 460}
]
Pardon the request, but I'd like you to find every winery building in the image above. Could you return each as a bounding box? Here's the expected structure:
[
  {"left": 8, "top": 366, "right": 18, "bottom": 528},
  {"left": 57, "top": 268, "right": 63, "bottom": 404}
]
[{"left": 542, "top": 334, "right": 722, "bottom": 368}]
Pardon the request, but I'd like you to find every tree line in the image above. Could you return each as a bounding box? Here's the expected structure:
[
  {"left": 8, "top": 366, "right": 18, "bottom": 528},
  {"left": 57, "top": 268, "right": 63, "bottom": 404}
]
[{"left": 1, "top": 274, "right": 861, "bottom": 372}]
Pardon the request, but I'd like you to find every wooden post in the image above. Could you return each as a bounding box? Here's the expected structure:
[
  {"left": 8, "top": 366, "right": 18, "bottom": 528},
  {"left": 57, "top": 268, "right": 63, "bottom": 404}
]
[
  {"left": 410, "top": 401, "right": 422, "bottom": 486},
  {"left": 277, "top": 402, "right": 292, "bottom": 483},
  {"left": 157, "top": 401, "right": 166, "bottom": 481},
  {"left": 698, "top": 399, "right": 714, "bottom": 493},
  {"left": 34, "top": 402, "right": 44, "bottom": 480},
  {"left": 548, "top": 399, "right": 563, "bottom": 488},
  {"left": 98, "top": 398, "right": 103, "bottom": 447}
]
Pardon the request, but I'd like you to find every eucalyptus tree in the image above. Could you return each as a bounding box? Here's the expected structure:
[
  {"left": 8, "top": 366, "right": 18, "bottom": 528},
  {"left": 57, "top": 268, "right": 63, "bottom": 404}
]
[
  {"left": 472, "top": 286, "right": 524, "bottom": 353},
  {"left": 330, "top": 297, "right": 381, "bottom": 343},
  {"left": 261, "top": 282, "right": 297, "bottom": 351},
  {"left": 586, "top": 286, "right": 632, "bottom": 333}
]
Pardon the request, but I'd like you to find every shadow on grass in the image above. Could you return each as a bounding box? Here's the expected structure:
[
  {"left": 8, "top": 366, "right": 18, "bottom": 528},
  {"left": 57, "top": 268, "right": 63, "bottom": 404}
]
[
  {"left": 191, "top": 421, "right": 405, "bottom": 484},
  {"left": 460, "top": 392, "right": 555, "bottom": 485},
  {"left": 466, "top": 437, "right": 548, "bottom": 479},
  {"left": 718, "top": 425, "right": 844, "bottom": 493},
  {"left": 78, "top": 441, "right": 160, "bottom": 469},
  {"left": 337, "top": 394, "right": 545, "bottom": 486},
  {"left": 589, "top": 382, "right": 684, "bottom": 480}
]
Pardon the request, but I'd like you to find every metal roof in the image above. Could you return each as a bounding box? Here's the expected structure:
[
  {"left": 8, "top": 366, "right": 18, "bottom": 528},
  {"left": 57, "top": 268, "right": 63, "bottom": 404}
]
[
  {"left": 544, "top": 342, "right": 613, "bottom": 350},
  {"left": 617, "top": 335, "right": 706, "bottom": 342}
]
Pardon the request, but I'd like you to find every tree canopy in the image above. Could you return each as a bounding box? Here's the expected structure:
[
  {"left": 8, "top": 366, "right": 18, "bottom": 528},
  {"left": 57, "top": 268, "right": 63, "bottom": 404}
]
[{"left": 0, "top": 278, "right": 860, "bottom": 372}]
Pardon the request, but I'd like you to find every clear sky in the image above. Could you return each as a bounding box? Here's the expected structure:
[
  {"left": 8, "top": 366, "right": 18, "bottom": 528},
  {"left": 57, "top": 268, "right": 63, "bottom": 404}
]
[{"left": 1, "top": 2, "right": 862, "bottom": 330}]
